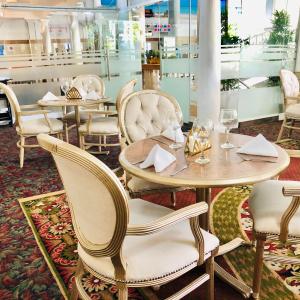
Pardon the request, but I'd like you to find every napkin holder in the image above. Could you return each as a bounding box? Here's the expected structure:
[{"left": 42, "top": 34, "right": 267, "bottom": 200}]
[
  {"left": 66, "top": 87, "right": 82, "bottom": 101},
  {"left": 184, "top": 128, "right": 211, "bottom": 156}
]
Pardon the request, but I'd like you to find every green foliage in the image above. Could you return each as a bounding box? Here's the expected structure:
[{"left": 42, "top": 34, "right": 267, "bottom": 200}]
[
  {"left": 145, "top": 49, "right": 160, "bottom": 59},
  {"left": 268, "top": 10, "right": 294, "bottom": 45}
]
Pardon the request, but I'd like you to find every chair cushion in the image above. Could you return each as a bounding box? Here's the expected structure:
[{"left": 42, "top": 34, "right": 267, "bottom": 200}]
[
  {"left": 79, "top": 117, "right": 119, "bottom": 134},
  {"left": 17, "top": 118, "right": 63, "bottom": 135},
  {"left": 249, "top": 180, "right": 300, "bottom": 236},
  {"left": 128, "top": 176, "right": 176, "bottom": 193},
  {"left": 285, "top": 103, "right": 300, "bottom": 119},
  {"left": 78, "top": 198, "right": 219, "bottom": 283},
  {"left": 63, "top": 107, "right": 105, "bottom": 122}
]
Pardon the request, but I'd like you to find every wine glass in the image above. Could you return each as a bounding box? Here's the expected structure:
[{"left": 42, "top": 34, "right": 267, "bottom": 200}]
[
  {"left": 219, "top": 108, "right": 238, "bottom": 149},
  {"left": 60, "top": 77, "right": 72, "bottom": 95},
  {"left": 192, "top": 118, "right": 213, "bottom": 164},
  {"left": 168, "top": 111, "right": 183, "bottom": 149}
]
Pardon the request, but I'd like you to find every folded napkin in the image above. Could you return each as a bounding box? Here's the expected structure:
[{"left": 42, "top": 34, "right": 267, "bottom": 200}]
[
  {"left": 237, "top": 134, "right": 278, "bottom": 157},
  {"left": 162, "top": 122, "right": 185, "bottom": 143},
  {"left": 140, "top": 144, "right": 176, "bottom": 172},
  {"left": 86, "top": 90, "right": 100, "bottom": 100},
  {"left": 42, "top": 91, "right": 59, "bottom": 101},
  {"left": 78, "top": 87, "right": 87, "bottom": 99}
]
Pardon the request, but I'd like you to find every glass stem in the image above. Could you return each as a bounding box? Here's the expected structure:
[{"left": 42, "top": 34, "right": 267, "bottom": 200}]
[
  {"left": 225, "top": 128, "right": 230, "bottom": 144},
  {"left": 200, "top": 142, "right": 205, "bottom": 159}
]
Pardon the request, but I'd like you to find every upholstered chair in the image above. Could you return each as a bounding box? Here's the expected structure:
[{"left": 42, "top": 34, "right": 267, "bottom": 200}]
[
  {"left": 118, "top": 89, "right": 186, "bottom": 206},
  {"left": 63, "top": 75, "right": 105, "bottom": 142},
  {"left": 249, "top": 180, "right": 300, "bottom": 299},
  {"left": 0, "top": 82, "right": 63, "bottom": 168},
  {"left": 37, "top": 133, "right": 219, "bottom": 300},
  {"left": 78, "top": 79, "right": 137, "bottom": 155},
  {"left": 277, "top": 69, "right": 300, "bottom": 141}
]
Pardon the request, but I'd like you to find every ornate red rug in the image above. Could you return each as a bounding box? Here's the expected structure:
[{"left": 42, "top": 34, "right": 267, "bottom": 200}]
[{"left": 19, "top": 191, "right": 158, "bottom": 300}]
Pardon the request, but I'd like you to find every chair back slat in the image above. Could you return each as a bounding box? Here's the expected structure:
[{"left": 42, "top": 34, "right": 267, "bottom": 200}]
[
  {"left": 280, "top": 69, "right": 300, "bottom": 101},
  {"left": 38, "top": 134, "right": 128, "bottom": 256},
  {"left": 0, "top": 82, "right": 21, "bottom": 126},
  {"left": 119, "top": 89, "right": 182, "bottom": 144}
]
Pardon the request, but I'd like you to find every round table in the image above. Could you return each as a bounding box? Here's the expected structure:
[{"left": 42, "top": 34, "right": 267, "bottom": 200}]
[
  {"left": 119, "top": 132, "right": 290, "bottom": 297},
  {"left": 38, "top": 96, "right": 110, "bottom": 143}
]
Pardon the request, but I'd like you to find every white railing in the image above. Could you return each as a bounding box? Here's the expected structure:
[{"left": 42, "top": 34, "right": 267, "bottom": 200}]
[{"left": 0, "top": 50, "right": 142, "bottom": 105}]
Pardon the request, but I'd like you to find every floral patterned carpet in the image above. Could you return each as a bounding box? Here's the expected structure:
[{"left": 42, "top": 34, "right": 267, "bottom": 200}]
[
  {"left": 0, "top": 120, "right": 300, "bottom": 299},
  {"left": 211, "top": 187, "right": 300, "bottom": 300}
]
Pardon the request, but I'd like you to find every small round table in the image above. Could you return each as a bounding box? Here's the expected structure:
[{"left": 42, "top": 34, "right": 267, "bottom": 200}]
[
  {"left": 38, "top": 96, "right": 110, "bottom": 143},
  {"left": 119, "top": 132, "right": 290, "bottom": 297}
]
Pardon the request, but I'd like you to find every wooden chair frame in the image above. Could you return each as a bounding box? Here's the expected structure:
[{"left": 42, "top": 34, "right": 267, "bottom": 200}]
[
  {"left": 63, "top": 75, "right": 106, "bottom": 143},
  {"left": 78, "top": 79, "right": 137, "bottom": 155},
  {"left": 118, "top": 89, "right": 186, "bottom": 207},
  {"left": 252, "top": 186, "right": 300, "bottom": 299},
  {"left": 277, "top": 70, "right": 300, "bottom": 142},
  {"left": 0, "top": 82, "right": 63, "bottom": 168},
  {"left": 37, "top": 133, "right": 218, "bottom": 300}
]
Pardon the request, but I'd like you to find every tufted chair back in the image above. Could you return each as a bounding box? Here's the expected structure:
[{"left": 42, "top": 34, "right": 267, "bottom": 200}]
[
  {"left": 280, "top": 70, "right": 300, "bottom": 104},
  {"left": 116, "top": 79, "right": 137, "bottom": 112},
  {"left": 0, "top": 82, "right": 21, "bottom": 126},
  {"left": 119, "top": 90, "right": 183, "bottom": 144},
  {"left": 73, "top": 75, "right": 105, "bottom": 96},
  {"left": 37, "top": 134, "right": 129, "bottom": 257}
]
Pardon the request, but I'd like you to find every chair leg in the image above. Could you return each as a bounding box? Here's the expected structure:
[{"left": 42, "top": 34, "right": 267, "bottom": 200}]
[
  {"left": 70, "top": 280, "right": 79, "bottom": 300},
  {"left": 98, "top": 136, "right": 102, "bottom": 153},
  {"left": 19, "top": 136, "right": 25, "bottom": 168},
  {"left": 79, "top": 134, "right": 85, "bottom": 150},
  {"left": 206, "top": 255, "right": 215, "bottom": 300},
  {"left": 252, "top": 233, "right": 267, "bottom": 299},
  {"left": 64, "top": 121, "right": 69, "bottom": 143},
  {"left": 288, "top": 119, "right": 295, "bottom": 138},
  {"left": 118, "top": 285, "right": 128, "bottom": 300},
  {"left": 277, "top": 118, "right": 286, "bottom": 142},
  {"left": 171, "top": 192, "right": 176, "bottom": 207}
]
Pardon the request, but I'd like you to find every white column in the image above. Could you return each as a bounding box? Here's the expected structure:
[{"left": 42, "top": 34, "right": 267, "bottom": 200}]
[
  {"left": 41, "top": 19, "right": 52, "bottom": 55},
  {"left": 71, "top": 13, "right": 82, "bottom": 53},
  {"left": 117, "top": 0, "right": 129, "bottom": 20},
  {"left": 196, "top": 0, "right": 221, "bottom": 124},
  {"left": 169, "top": 0, "right": 180, "bottom": 44}
]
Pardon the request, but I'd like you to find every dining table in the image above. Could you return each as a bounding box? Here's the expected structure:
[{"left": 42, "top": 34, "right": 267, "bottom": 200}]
[
  {"left": 119, "top": 131, "right": 290, "bottom": 298},
  {"left": 37, "top": 96, "right": 110, "bottom": 144}
]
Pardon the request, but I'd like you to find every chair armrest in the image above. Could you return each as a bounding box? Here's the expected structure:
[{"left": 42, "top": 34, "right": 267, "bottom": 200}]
[
  {"left": 127, "top": 202, "right": 208, "bottom": 236},
  {"left": 18, "top": 110, "right": 50, "bottom": 116},
  {"left": 19, "top": 110, "right": 53, "bottom": 131},
  {"left": 286, "top": 95, "right": 300, "bottom": 102},
  {"left": 280, "top": 187, "right": 300, "bottom": 242},
  {"left": 282, "top": 187, "right": 300, "bottom": 196},
  {"left": 85, "top": 109, "right": 118, "bottom": 116},
  {"left": 20, "top": 104, "right": 41, "bottom": 110}
]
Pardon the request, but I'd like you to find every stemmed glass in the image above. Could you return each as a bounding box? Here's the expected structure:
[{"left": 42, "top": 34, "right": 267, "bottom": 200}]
[
  {"left": 60, "top": 77, "right": 72, "bottom": 96},
  {"left": 192, "top": 118, "right": 213, "bottom": 164},
  {"left": 168, "top": 111, "right": 183, "bottom": 149},
  {"left": 219, "top": 108, "right": 238, "bottom": 149}
]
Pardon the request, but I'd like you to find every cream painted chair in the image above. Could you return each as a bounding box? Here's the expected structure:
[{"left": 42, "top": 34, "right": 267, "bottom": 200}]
[
  {"left": 37, "top": 133, "right": 219, "bottom": 300},
  {"left": 0, "top": 82, "right": 63, "bottom": 168},
  {"left": 119, "top": 89, "right": 186, "bottom": 206},
  {"left": 249, "top": 180, "right": 300, "bottom": 299},
  {"left": 277, "top": 70, "right": 300, "bottom": 141},
  {"left": 78, "top": 79, "right": 137, "bottom": 155},
  {"left": 63, "top": 75, "right": 105, "bottom": 142}
]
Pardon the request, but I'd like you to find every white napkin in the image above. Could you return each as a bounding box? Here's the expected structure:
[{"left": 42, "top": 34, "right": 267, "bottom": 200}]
[
  {"left": 86, "top": 90, "right": 100, "bottom": 100},
  {"left": 78, "top": 87, "right": 87, "bottom": 99},
  {"left": 162, "top": 122, "right": 185, "bottom": 143},
  {"left": 237, "top": 134, "right": 278, "bottom": 157},
  {"left": 42, "top": 91, "right": 59, "bottom": 101},
  {"left": 140, "top": 144, "right": 176, "bottom": 172}
]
